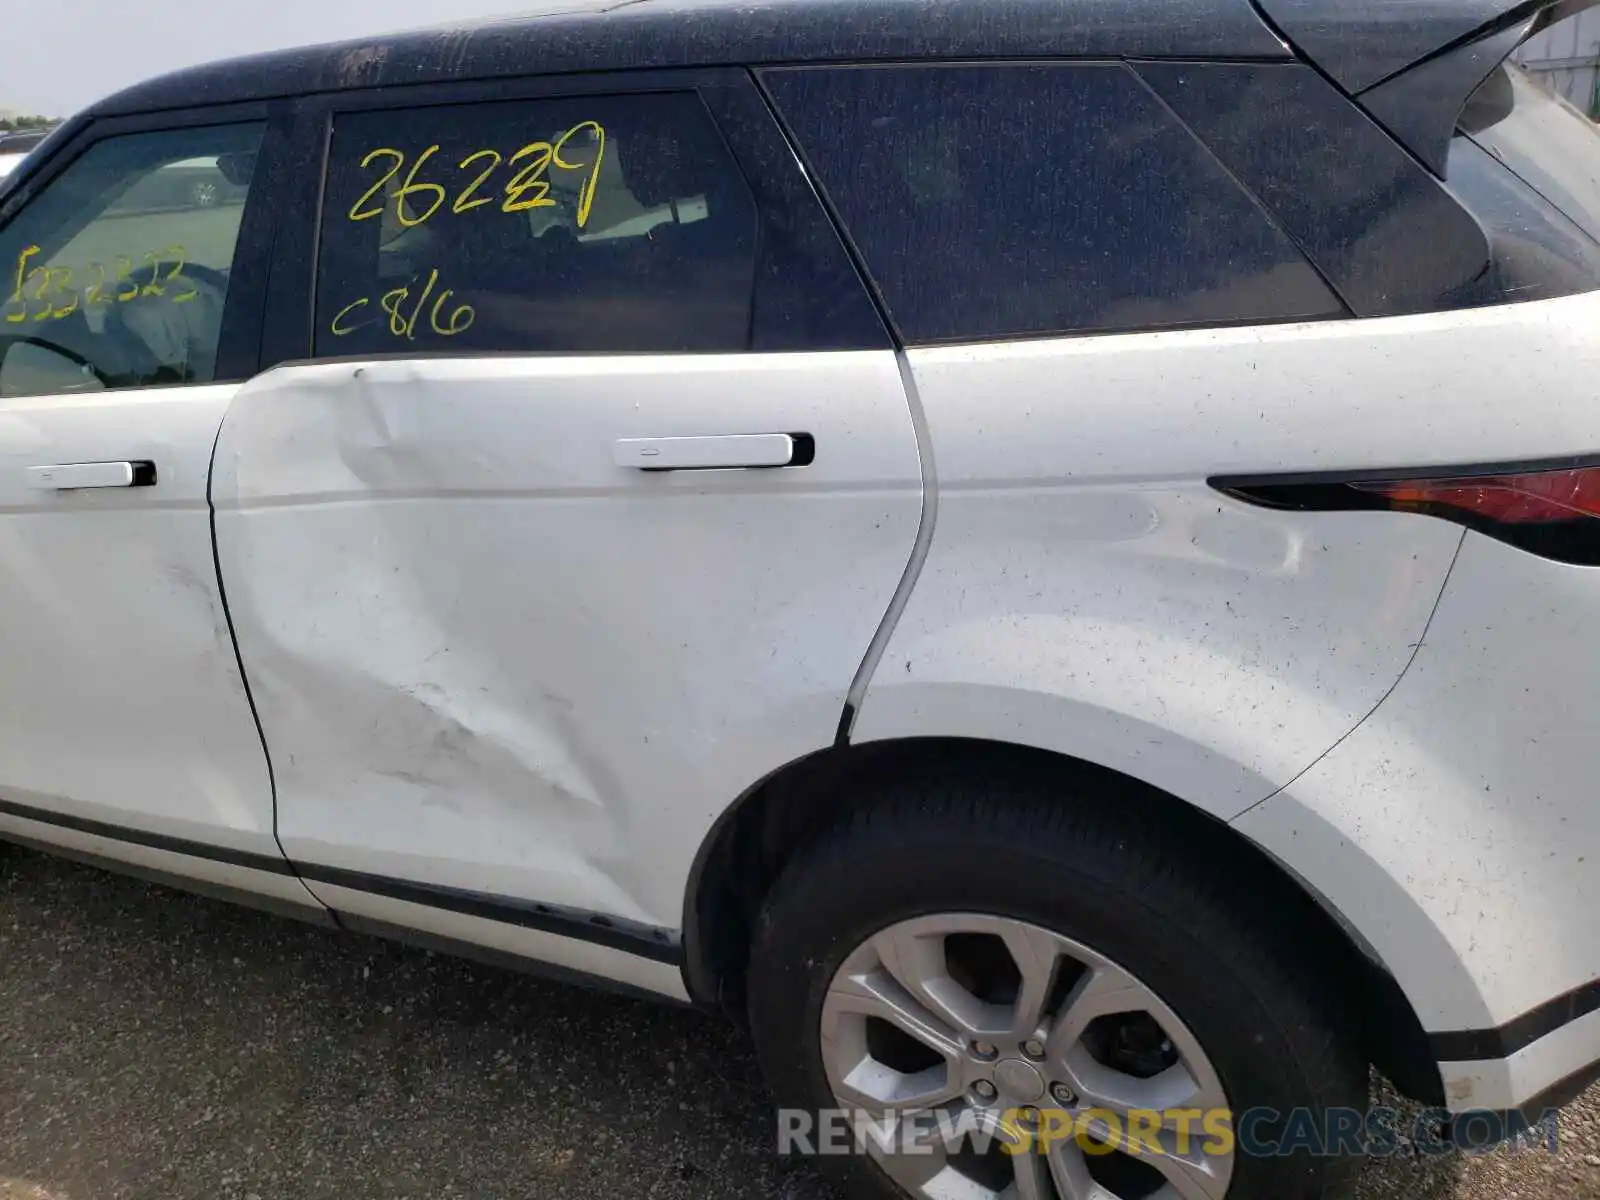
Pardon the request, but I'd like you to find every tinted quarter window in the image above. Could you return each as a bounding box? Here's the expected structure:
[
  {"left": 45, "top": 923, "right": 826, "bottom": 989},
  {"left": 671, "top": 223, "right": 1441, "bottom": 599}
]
[
  {"left": 0, "top": 123, "right": 264, "bottom": 398},
  {"left": 763, "top": 63, "right": 1342, "bottom": 344},
  {"left": 1138, "top": 61, "right": 1497, "bottom": 319},
  {"left": 315, "top": 93, "right": 758, "bottom": 357}
]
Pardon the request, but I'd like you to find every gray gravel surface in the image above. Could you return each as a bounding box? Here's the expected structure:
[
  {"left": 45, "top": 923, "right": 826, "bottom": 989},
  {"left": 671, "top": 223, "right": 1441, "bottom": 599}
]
[{"left": 0, "top": 844, "right": 1595, "bottom": 1200}]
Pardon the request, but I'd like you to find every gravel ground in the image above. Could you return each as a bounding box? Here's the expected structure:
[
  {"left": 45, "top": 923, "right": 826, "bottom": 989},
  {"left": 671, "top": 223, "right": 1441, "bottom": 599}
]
[{"left": 0, "top": 844, "right": 1595, "bottom": 1200}]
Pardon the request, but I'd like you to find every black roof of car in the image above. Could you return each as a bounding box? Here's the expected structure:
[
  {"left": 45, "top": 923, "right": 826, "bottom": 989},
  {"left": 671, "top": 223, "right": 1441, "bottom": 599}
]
[
  {"left": 91, "top": 0, "right": 1292, "bottom": 116},
  {"left": 81, "top": 0, "right": 1541, "bottom": 120}
]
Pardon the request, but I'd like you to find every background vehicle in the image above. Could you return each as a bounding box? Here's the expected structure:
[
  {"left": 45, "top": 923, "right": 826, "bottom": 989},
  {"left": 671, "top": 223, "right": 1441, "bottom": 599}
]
[
  {"left": 0, "top": 3, "right": 1598, "bottom": 1199},
  {"left": 110, "top": 156, "right": 248, "bottom": 211},
  {"left": 0, "top": 127, "right": 53, "bottom": 180}
]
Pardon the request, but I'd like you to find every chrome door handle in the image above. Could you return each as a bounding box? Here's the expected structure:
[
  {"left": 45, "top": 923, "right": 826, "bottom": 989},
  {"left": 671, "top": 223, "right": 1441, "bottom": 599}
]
[
  {"left": 25, "top": 461, "right": 156, "bottom": 490},
  {"left": 614, "top": 434, "right": 799, "bottom": 471}
]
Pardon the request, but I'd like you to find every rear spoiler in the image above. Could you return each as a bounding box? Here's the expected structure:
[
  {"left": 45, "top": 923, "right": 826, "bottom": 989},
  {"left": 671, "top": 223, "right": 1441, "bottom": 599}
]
[{"left": 1257, "top": 0, "right": 1600, "bottom": 174}]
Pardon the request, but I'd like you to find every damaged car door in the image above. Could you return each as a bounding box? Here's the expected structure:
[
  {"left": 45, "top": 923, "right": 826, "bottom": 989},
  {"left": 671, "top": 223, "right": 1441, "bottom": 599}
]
[{"left": 209, "top": 71, "right": 922, "bottom": 991}]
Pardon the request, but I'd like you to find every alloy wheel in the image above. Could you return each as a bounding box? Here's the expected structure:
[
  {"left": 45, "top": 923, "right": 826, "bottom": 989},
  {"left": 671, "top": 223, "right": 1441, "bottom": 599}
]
[{"left": 820, "top": 913, "right": 1235, "bottom": 1200}]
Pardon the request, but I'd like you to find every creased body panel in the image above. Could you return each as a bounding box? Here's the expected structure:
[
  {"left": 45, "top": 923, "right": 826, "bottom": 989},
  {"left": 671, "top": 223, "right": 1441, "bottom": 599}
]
[
  {"left": 211, "top": 352, "right": 921, "bottom": 947},
  {"left": 857, "top": 294, "right": 1600, "bottom": 817}
]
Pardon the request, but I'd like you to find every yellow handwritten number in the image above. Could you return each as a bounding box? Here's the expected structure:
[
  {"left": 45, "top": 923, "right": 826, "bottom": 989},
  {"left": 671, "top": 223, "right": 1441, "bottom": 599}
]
[
  {"left": 18, "top": 263, "right": 52, "bottom": 322},
  {"left": 162, "top": 247, "right": 198, "bottom": 303},
  {"left": 113, "top": 256, "right": 140, "bottom": 303},
  {"left": 552, "top": 120, "right": 606, "bottom": 229},
  {"left": 453, "top": 149, "right": 503, "bottom": 214},
  {"left": 346, "top": 121, "right": 606, "bottom": 227},
  {"left": 328, "top": 272, "right": 475, "bottom": 341},
  {"left": 84, "top": 262, "right": 110, "bottom": 307},
  {"left": 503, "top": 140, "right": 555, "bottom": 214},
  {"left": 396, "top": 146, "right": 448, "bottom": 228},
  {"left": 5, "top": 246, "right": 42, "bottom": 324},
  {"left": 139, "top": 251, "right": 167, "bottom": 298},
  {"left": 349, "top": 148, "right": 405, "bottom": 222},
  {"left": 6, "top": 245, "right": 195, "bottom": 321},
  {"left": 431, "top": 290, "right": 474, "bottom": 336},
  {"left": 379, "top": 286, "right": 411, "bottom": 337},
  {"left": 46, "top": 267, "right": 79, "bottom": 319}
]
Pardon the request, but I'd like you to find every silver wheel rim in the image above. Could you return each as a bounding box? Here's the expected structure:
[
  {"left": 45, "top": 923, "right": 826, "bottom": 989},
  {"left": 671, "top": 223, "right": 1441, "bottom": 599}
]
[
  {"left": 821, "top": 913, "right": 1235, "bottom": 1200},
  {"left": 192, "top": 181, "right": 218, "bottom": 207}
]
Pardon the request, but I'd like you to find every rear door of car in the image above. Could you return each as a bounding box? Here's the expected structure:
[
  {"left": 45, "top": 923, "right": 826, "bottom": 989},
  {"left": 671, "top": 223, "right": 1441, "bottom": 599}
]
[{"left": 209, "top": 68, "right": 922, "bottom": 991}]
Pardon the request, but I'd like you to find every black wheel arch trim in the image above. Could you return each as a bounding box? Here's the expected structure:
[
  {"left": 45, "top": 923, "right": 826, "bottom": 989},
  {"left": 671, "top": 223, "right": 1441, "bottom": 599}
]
[
  {"left": 0, "top": 794, "right": 681, "bottom": 966},
  {"left": 1430, "top": 977, "right": 1600, "bottom": 1062}
]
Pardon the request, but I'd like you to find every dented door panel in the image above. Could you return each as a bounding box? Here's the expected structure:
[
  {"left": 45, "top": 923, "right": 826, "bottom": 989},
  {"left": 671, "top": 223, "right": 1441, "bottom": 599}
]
[{"left": 210, "top": 352, "right": 922, "bottom": 942}]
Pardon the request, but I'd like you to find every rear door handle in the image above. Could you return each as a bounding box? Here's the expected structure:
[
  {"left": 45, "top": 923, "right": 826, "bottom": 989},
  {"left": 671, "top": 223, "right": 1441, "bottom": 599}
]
[
  {"left": 25, "top": 461, "right": 156, "bottom": 490},
  {"left": 614, "top": 434, "right": 799, "bottom": 471}
]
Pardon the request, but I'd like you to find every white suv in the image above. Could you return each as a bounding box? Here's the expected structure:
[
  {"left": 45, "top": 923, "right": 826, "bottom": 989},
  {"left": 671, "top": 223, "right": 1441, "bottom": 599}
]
[{"left": 0, "top": 2, "right": 1596, "bottom": 1198}]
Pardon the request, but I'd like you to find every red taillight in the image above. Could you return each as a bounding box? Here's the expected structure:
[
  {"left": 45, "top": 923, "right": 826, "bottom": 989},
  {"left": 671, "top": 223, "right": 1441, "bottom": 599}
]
[
  {"left": 1213, "top": 461, "right": 1600, "bottom": 565},
  {"left": 1353, "top": 468, "right": 1600, "bottom": 525}
]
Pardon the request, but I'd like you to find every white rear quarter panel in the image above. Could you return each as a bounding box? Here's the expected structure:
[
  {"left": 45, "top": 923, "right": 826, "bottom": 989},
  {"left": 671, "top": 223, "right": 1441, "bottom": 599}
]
[
  {"left": 1240, "top": 530, "right": 1600, "bottom": 1104},
  {"left": 854, "top": 308, "right": 1540, "bottom": 814},
  {"left": 859, "top": 292, "right": 1600, "bottom": 1106}
]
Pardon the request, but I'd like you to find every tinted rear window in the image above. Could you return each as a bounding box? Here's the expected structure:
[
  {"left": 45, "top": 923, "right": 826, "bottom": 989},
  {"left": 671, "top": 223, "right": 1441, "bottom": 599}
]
[
  {"left": 764, "top": 62, "right": 1343, "bottom": 344},
  {"left": 314, "top": 92, "right": 758, "bottom": 357}
]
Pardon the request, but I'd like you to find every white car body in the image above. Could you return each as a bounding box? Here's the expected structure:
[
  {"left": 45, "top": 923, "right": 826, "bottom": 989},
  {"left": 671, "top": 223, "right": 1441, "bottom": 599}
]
[
  {"left": 1, "top": 0, "right": 1598, "bottom": 1164},
  {"left": 4, "top": 296, "right": 1592, "bottom": 1112},
  {"left": 866, "top": 298, "right": 1600, "bottom": 1111}
]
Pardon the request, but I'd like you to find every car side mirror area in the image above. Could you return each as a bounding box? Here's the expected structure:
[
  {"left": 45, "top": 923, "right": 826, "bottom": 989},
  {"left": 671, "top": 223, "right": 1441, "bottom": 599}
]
[{"left": 0, "top": 335, "right": 108, "bottom": 399}]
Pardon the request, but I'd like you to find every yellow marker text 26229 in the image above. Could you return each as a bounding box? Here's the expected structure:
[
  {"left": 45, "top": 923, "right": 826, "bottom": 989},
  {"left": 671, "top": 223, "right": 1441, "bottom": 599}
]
[{"left": 347, "top": 121, "right": 606, "bottom": 231}]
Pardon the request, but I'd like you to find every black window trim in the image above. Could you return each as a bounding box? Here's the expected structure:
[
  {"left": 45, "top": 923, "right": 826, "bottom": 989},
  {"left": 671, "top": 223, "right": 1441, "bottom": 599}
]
[
  {"left": 0, "top": 98, "right": 294, "bottom": 390},
  {"left": 262, "top": 65, "right": 886, "bottom": 371}
]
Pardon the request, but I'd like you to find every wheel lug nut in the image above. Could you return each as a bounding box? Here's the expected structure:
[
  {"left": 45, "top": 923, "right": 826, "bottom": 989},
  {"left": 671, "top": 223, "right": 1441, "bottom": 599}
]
[
  {"left": 970, "top": 1041, "right": 998, "bottom": 1061},
  {"left": 1022, "top": 1039, "right": 1046, "bottom": 1060},
  {"left": 1050, "top": 1083, "right": 1076, "bottom": 1107},
  {"left": 970, "top": 1080, "right": 998, "bottom": 1103},
  {"left": 1019, "top": 1105, "right": 1040, "bottom": 1126}
]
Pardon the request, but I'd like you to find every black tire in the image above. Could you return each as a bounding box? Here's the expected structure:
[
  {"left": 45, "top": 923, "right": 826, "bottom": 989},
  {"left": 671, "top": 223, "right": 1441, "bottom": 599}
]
[{"left": 747, "top": 775, "right": 1368, "bottom": 1200}]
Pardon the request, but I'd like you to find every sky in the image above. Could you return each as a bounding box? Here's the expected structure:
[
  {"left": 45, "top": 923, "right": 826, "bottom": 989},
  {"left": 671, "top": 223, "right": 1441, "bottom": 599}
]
[{"left": 3, "top": 0, "right": 540, "bottom": 117}]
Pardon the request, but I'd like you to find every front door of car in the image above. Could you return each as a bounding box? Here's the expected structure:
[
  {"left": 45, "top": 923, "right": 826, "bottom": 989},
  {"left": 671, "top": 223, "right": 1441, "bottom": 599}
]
[
  {"left": 0, "top": 110, "right": 309, "bottom": 899},
  {"left": 210, "top": 72, "right": 924, "bottom": 991}
]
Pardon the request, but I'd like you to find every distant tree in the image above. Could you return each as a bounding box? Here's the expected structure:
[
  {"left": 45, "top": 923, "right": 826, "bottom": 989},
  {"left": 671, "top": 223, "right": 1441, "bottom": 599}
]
[{"left": 0, "top": 116, "right": 58, "bottom": 132}]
